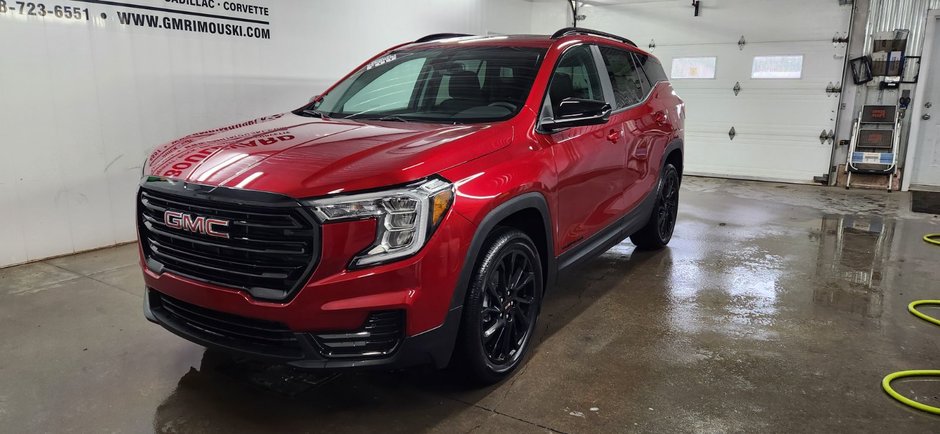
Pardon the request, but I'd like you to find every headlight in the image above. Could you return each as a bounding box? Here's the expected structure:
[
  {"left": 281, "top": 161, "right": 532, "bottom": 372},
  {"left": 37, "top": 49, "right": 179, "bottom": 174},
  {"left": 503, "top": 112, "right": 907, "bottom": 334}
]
[{"left": 305, "top": 177, "right": 454, "bottom": 268}]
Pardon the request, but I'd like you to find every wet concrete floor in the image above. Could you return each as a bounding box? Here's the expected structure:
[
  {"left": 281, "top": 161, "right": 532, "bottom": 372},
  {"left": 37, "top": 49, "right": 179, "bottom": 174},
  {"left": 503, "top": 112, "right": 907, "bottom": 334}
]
[{"left": 2, "top": 177, "right": 940, "bottom": 433}]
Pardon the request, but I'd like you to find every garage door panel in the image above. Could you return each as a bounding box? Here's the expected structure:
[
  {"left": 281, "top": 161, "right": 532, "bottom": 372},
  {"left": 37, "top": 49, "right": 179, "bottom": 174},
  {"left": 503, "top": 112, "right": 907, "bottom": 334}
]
[
  {"left": 685, "top": 122, "right": 831, "bottom": 142},
  {"left": 685, "top": 132, "right": 833, "bottom": 181},
  {"left": 682, "top": 92, "right": 837, "bottom": 126},
  {"left": 655, "top": 41, "right": 843, "bottom": 79}
]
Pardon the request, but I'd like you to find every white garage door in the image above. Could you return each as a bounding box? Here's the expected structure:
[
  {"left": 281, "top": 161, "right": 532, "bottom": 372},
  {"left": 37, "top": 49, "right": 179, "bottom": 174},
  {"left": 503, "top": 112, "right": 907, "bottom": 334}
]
[
  {"left": 586, "top": 0, "right": 853, "bottom": 183},
  {"left": 657, "top": 41, "right": 848, "bottom": 183}
]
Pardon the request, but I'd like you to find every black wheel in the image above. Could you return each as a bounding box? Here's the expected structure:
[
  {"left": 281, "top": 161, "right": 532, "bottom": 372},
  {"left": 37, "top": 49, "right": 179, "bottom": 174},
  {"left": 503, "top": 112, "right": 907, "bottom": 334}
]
[
  {"left": 630, "top": 163, "right": 680, "bottom": 250},
  {"left": 453, "top": 228, "right": 543, "bottom": 385}
]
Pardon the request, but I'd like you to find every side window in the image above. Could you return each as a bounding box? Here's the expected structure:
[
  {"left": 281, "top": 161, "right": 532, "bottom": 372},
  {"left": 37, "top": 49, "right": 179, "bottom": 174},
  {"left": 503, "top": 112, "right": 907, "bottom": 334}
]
[
  {"left": 599, "top": 47, "right": 645, "bottom": 109},
  {"left": 547, "top": 45, "right": 604, "bottom": 114},
  {"left": 344, "top": 58, "right": 426, "bottom": 113},
  {"left": 635, "top": 53, "right": 668, "bottom": 85}
]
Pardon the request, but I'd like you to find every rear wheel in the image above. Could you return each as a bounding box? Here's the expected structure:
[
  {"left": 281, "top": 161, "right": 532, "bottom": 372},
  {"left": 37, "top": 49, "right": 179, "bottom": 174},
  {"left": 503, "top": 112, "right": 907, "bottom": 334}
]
[
  {"left": 454, "top": 228, "right": 543, "bottom": 385},
  {"left": 630, "top": 163, "right": 680, "bottom": 250}
]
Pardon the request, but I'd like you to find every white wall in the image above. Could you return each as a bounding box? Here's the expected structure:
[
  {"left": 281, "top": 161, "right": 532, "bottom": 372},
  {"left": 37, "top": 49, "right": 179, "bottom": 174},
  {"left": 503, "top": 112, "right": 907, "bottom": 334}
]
[
  {"left": 529, "top": 0, "right": 570, "bottom": 34},
  {"left": 573, "top": 0, "right": 848, "bottom": 46},
  {"left": 0, "top": 0, "right": 538, "bottom": 268}
]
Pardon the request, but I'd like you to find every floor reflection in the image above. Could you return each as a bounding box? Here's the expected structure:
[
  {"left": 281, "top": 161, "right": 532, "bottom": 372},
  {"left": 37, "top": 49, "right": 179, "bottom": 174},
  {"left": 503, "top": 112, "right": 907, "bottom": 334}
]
[
  {"left": 813, "top": 215, "right": 894, "bottom": 318},
  {"left": 151, "top": 349, "right": 471, "bottom": 433}
]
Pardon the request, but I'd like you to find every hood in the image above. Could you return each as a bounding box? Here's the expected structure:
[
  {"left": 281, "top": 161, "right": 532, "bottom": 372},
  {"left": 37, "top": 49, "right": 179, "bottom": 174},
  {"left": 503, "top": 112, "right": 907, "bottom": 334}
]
[{"left": 146, "top": 112, "right": 512, "bottom": 198}]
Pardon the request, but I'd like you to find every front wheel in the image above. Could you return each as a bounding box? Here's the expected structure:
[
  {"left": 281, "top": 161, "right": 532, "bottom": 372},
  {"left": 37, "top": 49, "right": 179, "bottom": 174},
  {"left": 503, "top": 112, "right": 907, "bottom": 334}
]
[
  {"left": 630, "top": 163, "right": 680, "bottom": 250},
  {"left": 453, "top": 228, "right": 543, "bottom": 385}
]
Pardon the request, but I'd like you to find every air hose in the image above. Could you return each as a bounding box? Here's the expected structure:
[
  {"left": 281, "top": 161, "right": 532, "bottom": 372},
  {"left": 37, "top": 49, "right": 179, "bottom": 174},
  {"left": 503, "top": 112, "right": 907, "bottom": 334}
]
[{"left": 881, "top": 236, "right": 940, "bottom": 415}]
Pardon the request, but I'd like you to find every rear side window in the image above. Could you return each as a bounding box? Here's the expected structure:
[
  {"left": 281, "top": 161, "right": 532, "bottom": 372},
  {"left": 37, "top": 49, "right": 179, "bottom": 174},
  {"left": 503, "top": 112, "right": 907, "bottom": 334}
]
[
  {"left": 598, "top": 46, "right": 645, "bottom": 109},
  {"left": 634, "top": 53, "right": 668, "bottom": 85}
]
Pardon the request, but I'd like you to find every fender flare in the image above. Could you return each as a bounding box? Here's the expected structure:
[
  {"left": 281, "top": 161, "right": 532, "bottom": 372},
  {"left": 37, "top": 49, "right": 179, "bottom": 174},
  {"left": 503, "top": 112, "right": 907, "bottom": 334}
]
[
  {"left": 448, "top": 192, "right": 556, "bottom": 310},
  {"left": 661, "top": 138, "right": 684, "bottom": 174}
]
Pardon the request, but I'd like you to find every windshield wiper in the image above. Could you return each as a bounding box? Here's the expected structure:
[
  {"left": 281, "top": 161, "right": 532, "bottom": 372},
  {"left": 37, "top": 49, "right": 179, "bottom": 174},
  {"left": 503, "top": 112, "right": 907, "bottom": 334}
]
[
  {"left": 301, "top": 109, "right": 327, "bottom": 118},
  {"left": 376, "top": 115, "right": 410, "bottom": 123},
  {"left": 344, "top": 114, "right": 411, "bottom": 123}
]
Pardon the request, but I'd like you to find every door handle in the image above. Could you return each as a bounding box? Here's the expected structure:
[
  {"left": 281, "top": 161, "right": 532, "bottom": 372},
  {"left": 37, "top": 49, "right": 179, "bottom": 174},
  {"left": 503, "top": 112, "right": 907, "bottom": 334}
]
[
  {"left": 653, "top": 111, "right": 668, "bottom": 125},
  {"left": 607, "top": 129, "right": 621, "bottom": 143}
]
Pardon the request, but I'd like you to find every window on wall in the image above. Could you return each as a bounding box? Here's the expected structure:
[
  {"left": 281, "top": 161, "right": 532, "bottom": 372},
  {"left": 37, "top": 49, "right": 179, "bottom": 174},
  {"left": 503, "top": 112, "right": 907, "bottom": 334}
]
[
  {"left": 751, "top": 55, "right": 803, "bottom": 79},
  {"left": 670, "top": 57, "right": 717, "bottom": 79}
]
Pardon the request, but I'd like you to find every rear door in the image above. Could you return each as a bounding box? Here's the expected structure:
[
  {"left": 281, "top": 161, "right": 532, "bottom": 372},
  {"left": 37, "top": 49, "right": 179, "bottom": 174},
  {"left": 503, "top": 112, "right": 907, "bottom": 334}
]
[
  {"left": 597, "top": 46, "right": 673, "bottom": 209},
  {"left": 539, "top": 44, "right": 628, "bottom": 252}
]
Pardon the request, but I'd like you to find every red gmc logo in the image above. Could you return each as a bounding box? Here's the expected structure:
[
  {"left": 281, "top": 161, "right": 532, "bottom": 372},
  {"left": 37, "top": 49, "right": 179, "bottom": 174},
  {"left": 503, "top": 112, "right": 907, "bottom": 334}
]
[{"left": 163, "top": 210, "right": 230, "bottom": 239}]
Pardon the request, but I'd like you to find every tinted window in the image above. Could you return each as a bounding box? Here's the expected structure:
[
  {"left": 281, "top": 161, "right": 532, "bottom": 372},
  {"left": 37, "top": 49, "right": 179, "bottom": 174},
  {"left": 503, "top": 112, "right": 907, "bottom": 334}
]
[
  {"left": 599, "top": 47, "right": 645, "bottom": 109},
  {"left": 312, "top": 47, "right": 545, "bottom": 123},
  {"left": 546, "top": 45, "right": 604, "bottom": 114},
  {"left": 634, "top": 53, "right": 668, "bottom": 85}
]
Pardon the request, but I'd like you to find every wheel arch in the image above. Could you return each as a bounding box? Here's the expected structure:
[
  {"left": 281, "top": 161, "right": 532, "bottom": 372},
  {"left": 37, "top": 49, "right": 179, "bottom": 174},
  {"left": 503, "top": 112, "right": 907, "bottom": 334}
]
[
  {"left": 662, "top": 138, "right": 683, "bottom": 176},
  {"left": 448, "top": 192, "right": 556, "bottom": 310}
]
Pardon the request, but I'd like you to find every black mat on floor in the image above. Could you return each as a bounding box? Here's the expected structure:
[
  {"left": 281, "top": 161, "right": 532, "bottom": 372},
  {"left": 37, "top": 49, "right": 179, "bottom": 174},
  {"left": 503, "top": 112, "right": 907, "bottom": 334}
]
[{"left": 912, "top": 191, "right": 940, "bottom": 214}]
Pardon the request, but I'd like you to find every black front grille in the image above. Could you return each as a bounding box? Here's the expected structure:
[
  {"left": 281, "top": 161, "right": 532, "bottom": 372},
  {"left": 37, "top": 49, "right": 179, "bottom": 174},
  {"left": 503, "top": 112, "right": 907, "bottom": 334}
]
[
  {"left": 138, "top": 184, "right": 318, "bottom": 301},
  {"left": 150, "top": 291, "right": 304, "bottom": 359},
  {"left": 312, "top": 311, "right": 404, "bottom": 359}
]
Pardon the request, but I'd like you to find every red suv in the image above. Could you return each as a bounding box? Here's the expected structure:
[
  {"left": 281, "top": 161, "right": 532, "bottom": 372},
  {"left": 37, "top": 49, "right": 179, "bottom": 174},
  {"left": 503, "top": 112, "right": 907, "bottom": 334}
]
[{"left": 139, "top": 28, "right": 683, "bottom": 383}]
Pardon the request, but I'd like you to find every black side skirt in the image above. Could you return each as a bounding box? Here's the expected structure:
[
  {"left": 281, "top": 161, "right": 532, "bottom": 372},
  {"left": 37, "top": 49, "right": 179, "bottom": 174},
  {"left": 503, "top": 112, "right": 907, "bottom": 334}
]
[{"left": 556, "top": 186, "right": 659, "bottom": 272}]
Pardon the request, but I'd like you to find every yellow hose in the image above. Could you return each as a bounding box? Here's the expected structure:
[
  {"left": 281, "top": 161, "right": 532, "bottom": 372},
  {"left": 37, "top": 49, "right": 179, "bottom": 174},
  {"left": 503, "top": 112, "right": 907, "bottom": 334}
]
[
  {"left": 880, "top": 236, "right": 940, "bottom": 415},
  {"left": 909, "top": 300, "right": 940, "bottom": 326},
  {"left": 925, "top": 234, "right": 940, "bottom": 246},
  {"left": 882, "top": 370, "right": 940, "bottom": 415}
]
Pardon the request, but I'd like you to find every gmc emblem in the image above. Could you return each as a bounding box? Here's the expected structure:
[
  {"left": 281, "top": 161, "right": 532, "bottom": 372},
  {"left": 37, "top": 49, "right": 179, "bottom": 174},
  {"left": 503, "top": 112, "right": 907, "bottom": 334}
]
[{"left": 164, "top": 210, "right": 230, "bottom": 239}]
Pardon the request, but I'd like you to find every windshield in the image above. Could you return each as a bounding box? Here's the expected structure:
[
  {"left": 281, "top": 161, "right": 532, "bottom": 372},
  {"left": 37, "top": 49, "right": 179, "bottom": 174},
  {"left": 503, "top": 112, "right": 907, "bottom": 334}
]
[{"left": 307, "top": 46, "right": 546, "bottom": 123}]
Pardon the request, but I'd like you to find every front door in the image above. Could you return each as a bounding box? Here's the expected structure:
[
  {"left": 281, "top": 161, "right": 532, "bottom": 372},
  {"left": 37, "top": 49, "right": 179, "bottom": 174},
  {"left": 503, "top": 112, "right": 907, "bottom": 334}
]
[
  {"left": 540, "top": 45, "right": 627, "bottom": 253},
  {"left": 910, "top": 15, "right": 940, "bottom": 190}
]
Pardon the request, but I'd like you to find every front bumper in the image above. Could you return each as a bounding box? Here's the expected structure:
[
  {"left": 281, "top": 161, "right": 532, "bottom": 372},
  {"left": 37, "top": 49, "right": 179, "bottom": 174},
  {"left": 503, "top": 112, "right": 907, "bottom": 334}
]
[{"left": 144, "top": 288, "right": 462, "bottom": 369}]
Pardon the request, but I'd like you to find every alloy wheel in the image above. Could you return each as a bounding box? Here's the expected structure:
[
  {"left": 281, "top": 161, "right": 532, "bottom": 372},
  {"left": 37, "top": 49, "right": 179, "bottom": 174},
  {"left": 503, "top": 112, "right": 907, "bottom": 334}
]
[
  {"left": 479, "top": 248, "right": 537, "bottom": 367},
  {"left": 657, "top": 172, "right": 679, "bottom": 241}
]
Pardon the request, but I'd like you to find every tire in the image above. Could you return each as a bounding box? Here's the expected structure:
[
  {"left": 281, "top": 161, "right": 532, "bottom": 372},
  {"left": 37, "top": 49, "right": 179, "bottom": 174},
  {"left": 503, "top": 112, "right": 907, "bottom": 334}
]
[
  {"left": 630, "top": 163, "right": 680, "bottom": 250},
  {"left": 453, "top": 227, "right": 544, "bottom": 385}
]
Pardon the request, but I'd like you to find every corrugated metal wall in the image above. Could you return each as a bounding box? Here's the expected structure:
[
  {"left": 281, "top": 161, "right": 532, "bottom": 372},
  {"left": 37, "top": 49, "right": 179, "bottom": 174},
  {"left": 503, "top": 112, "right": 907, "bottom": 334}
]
[
  {"left": 864, "top": 0, "right": 940, "bottom": 55},
  {"left": 837, "top": 0, "right": 940, "bottom": 185}
]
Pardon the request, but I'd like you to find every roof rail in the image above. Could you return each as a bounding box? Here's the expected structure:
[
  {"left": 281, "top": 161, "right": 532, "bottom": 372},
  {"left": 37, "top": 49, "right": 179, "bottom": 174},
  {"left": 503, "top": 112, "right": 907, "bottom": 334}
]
[
  {"left": 550, "top": 27, "right": 637, "bottom": 47},
  {"left": 414, "top": 33, "right": 475, "bottom": 43}
]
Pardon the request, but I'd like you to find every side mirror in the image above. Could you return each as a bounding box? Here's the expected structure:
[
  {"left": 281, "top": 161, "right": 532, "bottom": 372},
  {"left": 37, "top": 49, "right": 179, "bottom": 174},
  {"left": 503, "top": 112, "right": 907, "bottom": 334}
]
[
  {"left": 541, "top": 98, "right": 612, "bottom": 131},
  {"left": 309, "top": 94, "right": 323, "bottom": 104}
]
